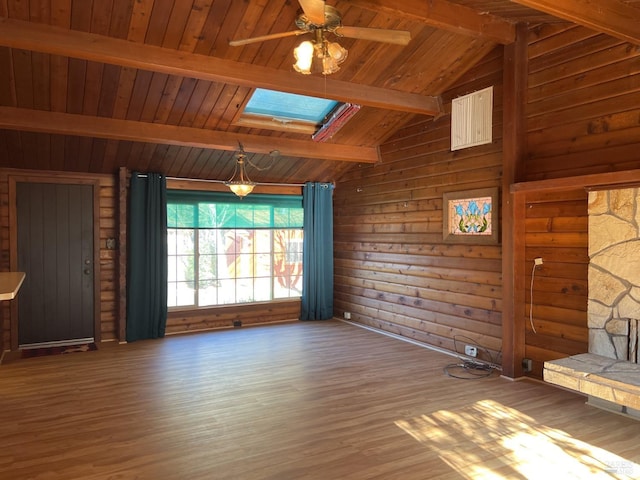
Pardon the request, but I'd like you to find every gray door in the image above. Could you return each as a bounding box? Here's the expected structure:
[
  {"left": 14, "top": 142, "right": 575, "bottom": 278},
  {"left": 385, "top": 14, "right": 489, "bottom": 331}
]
[{"left": 17, "top": 182, "right": 95, "bottom": 346}]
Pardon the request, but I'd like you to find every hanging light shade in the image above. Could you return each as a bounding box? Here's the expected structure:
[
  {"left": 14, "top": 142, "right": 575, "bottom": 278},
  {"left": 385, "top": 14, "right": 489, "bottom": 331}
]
[
  {"left": 293, "top": 40, "right": 314, "bottom": 74},
  {"left": 326, "top": 41, "right": 348, "bottom": 63},
  {"left": 322, "top": 40, "right": 349, "bottom": 75},
  {"left": 228, "top": 182, "right": 254, "bottom": 198},
  {"left": 226, "top": 150, "right": 255, "bottom": 198},
  {"left": 320, "top": 41, "right": 347, "bottom": 75},
  {"left": 293, "top": 31, "right": 348, "bottom": 76},
  {"left": 321, "top": 54, "right": 340, "bottom": 75}
]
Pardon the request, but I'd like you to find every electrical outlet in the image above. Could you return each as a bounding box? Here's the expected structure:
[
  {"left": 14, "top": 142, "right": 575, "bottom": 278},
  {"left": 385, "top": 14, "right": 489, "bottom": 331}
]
[
  {"left": 464, "top": 345, "right": 478, "bottom": 357},
  {"left": 534, "top": 257, "right": 544, "bottom": 266},
  {"left": 343, "top": 311, "right": 351, "bottom": 320},
  {"left": 522, "top": 358, "right": 533, "bottom": 372}
]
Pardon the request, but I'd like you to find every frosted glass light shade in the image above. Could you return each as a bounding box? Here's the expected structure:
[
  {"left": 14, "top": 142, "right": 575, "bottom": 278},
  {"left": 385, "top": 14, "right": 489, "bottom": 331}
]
[
  {"left": 293, "top": 40, "right": 314, "bottom": 74},
  {"left": 228, "top": 182, "right": 255, "bottom": 198}
]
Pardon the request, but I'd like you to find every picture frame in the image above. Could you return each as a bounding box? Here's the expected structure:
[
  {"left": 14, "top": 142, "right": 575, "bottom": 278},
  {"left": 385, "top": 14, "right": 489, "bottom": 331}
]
[{"left": 442, "top": 187, "right": 499, "bottom": 245}]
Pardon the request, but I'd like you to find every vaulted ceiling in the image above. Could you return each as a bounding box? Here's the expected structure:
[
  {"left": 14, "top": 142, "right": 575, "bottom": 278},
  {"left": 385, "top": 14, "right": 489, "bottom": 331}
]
[{"left": 0, "top": 1, "right": 638, "bottom": 185}]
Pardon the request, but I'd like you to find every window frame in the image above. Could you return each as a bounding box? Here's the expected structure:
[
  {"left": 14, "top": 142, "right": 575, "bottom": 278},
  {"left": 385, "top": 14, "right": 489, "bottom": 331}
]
[
  {"left": 232, "top": 88, "right": 342, "bottom": 135},
  {"left": 166, "top": 189, "right": 303, "bottom": 311}
]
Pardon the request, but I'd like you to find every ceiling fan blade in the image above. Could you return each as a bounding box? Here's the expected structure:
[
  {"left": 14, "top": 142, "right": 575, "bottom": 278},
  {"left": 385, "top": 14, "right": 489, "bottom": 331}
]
[
  {"left": 334, "top": 26, "right": 411, "bottom": 46},
  {"left": 229, "top": 30, "right": 308, "bottom": 47},
  {"left": 298, "top": 0, "right": 326, "bottom": 26}
]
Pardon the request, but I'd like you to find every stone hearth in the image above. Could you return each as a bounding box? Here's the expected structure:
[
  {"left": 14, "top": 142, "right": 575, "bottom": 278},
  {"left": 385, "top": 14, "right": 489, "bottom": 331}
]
[{"left": 544, "top": 353, "right": 640, "bottom": 413}]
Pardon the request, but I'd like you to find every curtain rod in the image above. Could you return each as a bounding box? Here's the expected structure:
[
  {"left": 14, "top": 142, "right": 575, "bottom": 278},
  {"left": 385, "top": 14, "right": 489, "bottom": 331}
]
[
  {"left": 134, "top": 174, "right": 305, "bottom": 188},
  {"left": 169, "top": 177, "right": 306, "bottom": 188}
]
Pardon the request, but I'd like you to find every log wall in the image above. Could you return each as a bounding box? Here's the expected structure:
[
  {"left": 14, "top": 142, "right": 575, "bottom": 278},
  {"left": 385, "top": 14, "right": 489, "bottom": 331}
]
[
  {"left": 333, "top": 49, "right": 504, "bottom": 365},
  {"left": 166, "top": 300, "right": 300, "bottom": 334},
  {"left": 526, "top": 25, "right": 640, "bottom": 179},
  {"left": 523, "top": 189, "right": 589, "bottom": 377}
]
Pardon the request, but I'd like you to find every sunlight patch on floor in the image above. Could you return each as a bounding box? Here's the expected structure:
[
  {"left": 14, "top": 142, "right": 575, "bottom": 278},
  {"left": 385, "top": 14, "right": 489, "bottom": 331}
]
[{"left": 395, "top": 399, "right": 639, "bottom": 479}]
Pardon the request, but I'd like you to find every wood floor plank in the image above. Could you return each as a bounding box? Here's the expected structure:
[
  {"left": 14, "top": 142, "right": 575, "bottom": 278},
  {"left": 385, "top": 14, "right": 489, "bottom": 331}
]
[{"left": 1, "top": 320, "right": 639, "bottom": 479}]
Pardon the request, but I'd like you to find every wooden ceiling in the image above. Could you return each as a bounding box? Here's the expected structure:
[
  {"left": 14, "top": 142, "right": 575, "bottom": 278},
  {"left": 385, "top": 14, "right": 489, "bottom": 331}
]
[{"left": 0, "top": 0, "right": 638, "bottom": 185}]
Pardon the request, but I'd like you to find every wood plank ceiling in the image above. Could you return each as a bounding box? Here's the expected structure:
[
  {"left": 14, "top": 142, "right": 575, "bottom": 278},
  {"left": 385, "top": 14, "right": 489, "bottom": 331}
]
[{"left": 0, "top": 1, "right": 637, "bottom": 185}]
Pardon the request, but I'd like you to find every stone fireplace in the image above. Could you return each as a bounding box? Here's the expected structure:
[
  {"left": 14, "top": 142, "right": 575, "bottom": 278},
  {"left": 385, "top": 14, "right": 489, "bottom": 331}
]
[
  {"left": 543, "top": 187, "right": 640, "bottom": 417},
  {"left": 588, "top": 188, "right": 640, "bottom": 364}
]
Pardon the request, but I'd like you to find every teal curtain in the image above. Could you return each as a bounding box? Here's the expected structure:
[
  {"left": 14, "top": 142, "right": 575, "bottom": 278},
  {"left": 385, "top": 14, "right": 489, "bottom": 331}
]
[
  {"left": 300, "top": 182, "right": 334, "bottom": 320},
  {"left": 126, "top": 172, "right": 168, "bottom": 342}
]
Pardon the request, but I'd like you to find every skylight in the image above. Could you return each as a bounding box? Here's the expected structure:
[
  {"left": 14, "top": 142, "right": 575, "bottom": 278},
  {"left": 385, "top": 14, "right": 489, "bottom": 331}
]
[
  {"left": 234, "top": 88, "right": 359, "bottom": 140},
  {"left": 244, "top": 89, "right": 338, "bottom": 124}
]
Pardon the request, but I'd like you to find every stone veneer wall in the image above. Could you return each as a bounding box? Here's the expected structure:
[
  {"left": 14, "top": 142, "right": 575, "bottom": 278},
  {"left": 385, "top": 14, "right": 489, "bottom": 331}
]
[{"left": 588, "top": 188, "right": 640, "bottom": 363}]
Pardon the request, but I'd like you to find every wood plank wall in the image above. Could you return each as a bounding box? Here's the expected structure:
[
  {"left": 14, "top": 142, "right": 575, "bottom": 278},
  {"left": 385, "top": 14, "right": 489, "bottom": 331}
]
[
  {"left": 520, "top": 26, "right": 640, "bottom": 377},
  {"left": 526, "top": 24, "right": 640, "bottom": 179},
  {"left": 166, "top": 300, "right": 300, "bottom": 334},
  {"left": 523, "top": 189, "right": 589, "bottom": 377},
  {"left": 333, "top": 48, "right": 504, "bottom": 365},
  {"left": 98, "top": 177, "right": 118, "bottom": 341}
]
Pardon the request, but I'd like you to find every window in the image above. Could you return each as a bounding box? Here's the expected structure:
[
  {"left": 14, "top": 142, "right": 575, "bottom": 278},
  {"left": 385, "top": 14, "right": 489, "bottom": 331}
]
[
  {"left": 234, "top": 88, "right": 341, "bottom": 135},
  {"left": 245, "top": 88, "right": 338, "bottom": 123},
  {"left": 167, "top": 190, "right": 303, "bottom": 308}
]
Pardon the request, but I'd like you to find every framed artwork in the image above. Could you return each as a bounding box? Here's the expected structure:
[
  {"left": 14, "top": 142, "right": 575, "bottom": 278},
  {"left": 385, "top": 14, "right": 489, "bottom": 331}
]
[{"left": 443, "top": 187, "right": 499, "bottom": 244}]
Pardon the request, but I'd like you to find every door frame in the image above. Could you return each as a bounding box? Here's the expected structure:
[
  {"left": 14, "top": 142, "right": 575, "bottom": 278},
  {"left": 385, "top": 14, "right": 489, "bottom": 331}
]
[{"left": 9, "top": 173, "right": 102, "bottom": 350}]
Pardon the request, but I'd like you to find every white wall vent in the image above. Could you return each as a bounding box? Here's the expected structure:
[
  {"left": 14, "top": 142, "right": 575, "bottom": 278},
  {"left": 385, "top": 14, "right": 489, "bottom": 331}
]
[{"left": 451, "top": 86, "right": 493, "bottom": 151}]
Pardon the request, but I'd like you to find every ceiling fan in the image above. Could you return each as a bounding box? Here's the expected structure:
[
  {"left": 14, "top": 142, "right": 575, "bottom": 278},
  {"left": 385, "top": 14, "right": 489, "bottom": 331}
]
[{"left": 229, "top": 0, "right": 411, "bottom": 75}]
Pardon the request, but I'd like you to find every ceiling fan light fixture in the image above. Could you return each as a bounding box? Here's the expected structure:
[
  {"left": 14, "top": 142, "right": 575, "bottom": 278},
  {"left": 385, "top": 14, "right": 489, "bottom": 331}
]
[
  {"left": 230, "top": 2, "right": 411, "bottom": 76},
  {"left": 293, "top": 40, "right": 314, "bottom": 74}
]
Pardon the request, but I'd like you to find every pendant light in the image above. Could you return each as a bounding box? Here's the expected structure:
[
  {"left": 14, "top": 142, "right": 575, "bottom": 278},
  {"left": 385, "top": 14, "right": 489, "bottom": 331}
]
[{"left": 226, "top": 145, "right": 255, "bottom": 198}]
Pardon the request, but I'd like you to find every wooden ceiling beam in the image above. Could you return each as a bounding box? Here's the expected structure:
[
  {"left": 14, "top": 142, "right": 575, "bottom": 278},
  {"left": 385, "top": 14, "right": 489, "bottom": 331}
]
[
  {"left": 0, "top": 107, "right": 380, "bottom": 163},
  {"left": 0, "top": 17, "right": 442, "bottom": 116},
  {"left": 510, "top": 0, "right": 640, "bottom": 45},
  {"left": 349, "top": 0, "right": 516, "bottom": 44}
]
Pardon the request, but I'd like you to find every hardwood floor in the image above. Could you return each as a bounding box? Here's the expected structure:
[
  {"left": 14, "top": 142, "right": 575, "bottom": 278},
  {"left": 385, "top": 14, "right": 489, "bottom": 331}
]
[{"left": 1, "top": 320, "right": 639, "bottom": 479}]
